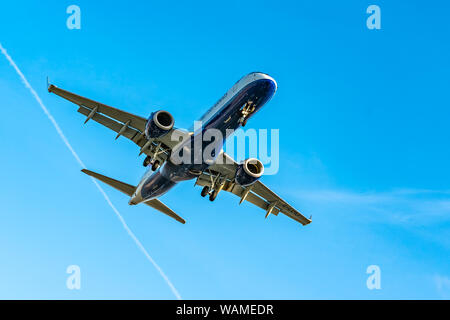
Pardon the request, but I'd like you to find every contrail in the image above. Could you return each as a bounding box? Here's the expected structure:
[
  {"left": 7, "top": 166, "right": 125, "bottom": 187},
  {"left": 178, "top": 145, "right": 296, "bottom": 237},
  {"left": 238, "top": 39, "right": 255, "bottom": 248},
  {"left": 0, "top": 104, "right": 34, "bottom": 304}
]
[{"left": 0, "top": 43, "right": 182, "bottom": 300}]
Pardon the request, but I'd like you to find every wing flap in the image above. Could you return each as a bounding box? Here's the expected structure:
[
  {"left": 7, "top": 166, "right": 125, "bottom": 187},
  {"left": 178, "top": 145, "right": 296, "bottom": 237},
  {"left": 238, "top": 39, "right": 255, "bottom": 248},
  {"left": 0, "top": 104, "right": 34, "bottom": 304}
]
[
  {"left": 227, "top": 183, "right": 279, "bottom": 214},
  {"left": 77, "top": 106, "right": 142, "bottom": 142},
  {"left": 195, "top": 172, "right": 281, "bottom": 215},
  {"left": 78, "top": 106, "right": 169, "bottom": 163},
  {"left": 204, "top": 152, "right": 311, "bottom": 226},
  {"left": 49, "top": 85, "right": 147, "bottom": 131},
  {"left": 253, "top": 181, "right": 311, "bottom": 225},
  {"left": 50, "top": 84, "right": 189, "bottom": 162}
]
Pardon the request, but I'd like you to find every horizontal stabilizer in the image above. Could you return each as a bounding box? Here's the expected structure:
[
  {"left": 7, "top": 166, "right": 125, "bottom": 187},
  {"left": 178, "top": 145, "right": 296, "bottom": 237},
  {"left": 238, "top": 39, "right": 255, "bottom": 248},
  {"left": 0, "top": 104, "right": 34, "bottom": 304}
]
[
  {"left": 145, "top": 199, "right": 186, "bottom": 224},
  {"left": 82, "top": 169, "right": 135, "bottom": 196},
  {"left": 81, "top": 169, "right": 185, "bottom": 224}
]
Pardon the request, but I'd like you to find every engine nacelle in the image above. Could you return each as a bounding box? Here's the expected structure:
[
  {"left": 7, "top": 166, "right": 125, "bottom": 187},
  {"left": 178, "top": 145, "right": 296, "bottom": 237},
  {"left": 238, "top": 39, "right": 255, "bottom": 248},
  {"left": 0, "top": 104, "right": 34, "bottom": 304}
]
[
  {"left": 145, "top": 110, "right": 174, "bottom": 139},
  {"left": 235, "top": 158, "right": 264, "bottom": 186}
]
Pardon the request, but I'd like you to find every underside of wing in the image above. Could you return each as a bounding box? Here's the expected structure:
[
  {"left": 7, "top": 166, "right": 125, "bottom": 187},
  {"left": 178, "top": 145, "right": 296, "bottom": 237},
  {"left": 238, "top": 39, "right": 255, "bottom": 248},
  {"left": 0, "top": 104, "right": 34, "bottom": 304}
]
[
  {"left": 48, "top": 84, "right": 190, "bottom": 167},
  {"left": 200, "top": 152, "right": 311, "bottom": 226},
  {"left": 49, "top": 84, "right": 147, "bottom": 131},
  {"left": 252, "top": 181, "right": 311, "bottom": 225}
]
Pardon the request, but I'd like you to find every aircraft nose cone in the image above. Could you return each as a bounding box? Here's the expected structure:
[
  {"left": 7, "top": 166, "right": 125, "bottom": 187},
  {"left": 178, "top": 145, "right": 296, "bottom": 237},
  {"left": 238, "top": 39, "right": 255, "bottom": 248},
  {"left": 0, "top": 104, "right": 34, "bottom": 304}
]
[
  {"left": 251, "top": 72, "right": 277, "bottom": 93},
  {"left": 271, "top": 78, "right": 278, "bottom": 92}
]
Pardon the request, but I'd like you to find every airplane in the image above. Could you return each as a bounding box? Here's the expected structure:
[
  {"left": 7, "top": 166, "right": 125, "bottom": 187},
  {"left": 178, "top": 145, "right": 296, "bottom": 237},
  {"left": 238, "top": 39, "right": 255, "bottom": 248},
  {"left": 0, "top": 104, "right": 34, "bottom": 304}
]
[{"left": 48, "top": 72, "right": 311, "bottom": 226}]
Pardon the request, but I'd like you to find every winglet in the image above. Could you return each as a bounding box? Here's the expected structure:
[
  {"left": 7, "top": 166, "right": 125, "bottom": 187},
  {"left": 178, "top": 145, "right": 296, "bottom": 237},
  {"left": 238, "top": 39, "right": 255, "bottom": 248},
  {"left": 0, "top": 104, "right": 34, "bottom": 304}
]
[
  {"left": 47, "top": 83, "right": 56, "bottom": 93},
  {"left": 47, "top": 76, "right": 54, "bottom": 93}
]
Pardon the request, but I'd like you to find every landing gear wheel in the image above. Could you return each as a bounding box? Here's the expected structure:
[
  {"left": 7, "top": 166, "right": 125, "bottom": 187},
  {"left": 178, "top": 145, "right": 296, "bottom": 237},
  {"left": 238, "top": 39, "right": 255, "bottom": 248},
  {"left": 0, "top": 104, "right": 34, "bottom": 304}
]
[
  {"left": 209, "top": 190, "right": 219, "bottom": 202},
  {"left": 151, "top": 160, "right": 160, "bottom": 171},
  {"left": 201, "top": 186, "right": 210, "bottom": 197},
  {"left": 242, "top": 117, "right": 249, "bottom": 127},
  {"left": 143, "top": 156, "right": 151, "bottom": 167}
]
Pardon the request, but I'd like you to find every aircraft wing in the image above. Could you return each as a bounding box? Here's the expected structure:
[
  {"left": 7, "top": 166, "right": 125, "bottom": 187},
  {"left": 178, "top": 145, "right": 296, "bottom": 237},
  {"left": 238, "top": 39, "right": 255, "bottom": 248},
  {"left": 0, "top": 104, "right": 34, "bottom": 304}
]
[
  {"left": 200, "top": 152, "right": 311, "bottom": 226},
  {"left": 48, "top": 84, "right": 190, "bottom": 165}
]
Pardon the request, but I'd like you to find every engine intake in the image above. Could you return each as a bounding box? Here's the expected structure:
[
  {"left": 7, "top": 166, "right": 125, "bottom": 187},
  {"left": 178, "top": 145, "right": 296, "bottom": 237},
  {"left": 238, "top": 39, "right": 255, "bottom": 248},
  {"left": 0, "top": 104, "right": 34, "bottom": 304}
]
[
  {"left": 145, "top": 110, "right": 174, "bottom": 139},
  {"left": 235, "top": 158, "right": 264, "bottom": 186}
]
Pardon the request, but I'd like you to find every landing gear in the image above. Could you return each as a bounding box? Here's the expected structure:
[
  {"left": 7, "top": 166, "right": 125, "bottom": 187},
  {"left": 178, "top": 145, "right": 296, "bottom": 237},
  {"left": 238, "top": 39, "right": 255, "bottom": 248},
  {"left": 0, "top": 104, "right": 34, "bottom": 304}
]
[
  {"left": 143, "top": 156, "right": 151, "bottom": 167},
  {"left": 239, "top": 101, "right": 256, "bottom": 127},
  {"left": 201, "top": 186, "right": 210, "bottom": 197},
  {"left": 200, "top": 186, "right": 219, "bottom": 201},
  {"left": 209, "top": 189, "right": 219, "bottom": 202},
  {"left": 151, "top": 160, "right": 160, "bottom": 171},
  {"left": 142, "top": 141, "right": 165, "bottom": 170},
  {"left": 199, "top": 172, "right": 225, "bottom": 201},
  {"left": 144, "top": 156, "right": 161, "bottom": 171}
]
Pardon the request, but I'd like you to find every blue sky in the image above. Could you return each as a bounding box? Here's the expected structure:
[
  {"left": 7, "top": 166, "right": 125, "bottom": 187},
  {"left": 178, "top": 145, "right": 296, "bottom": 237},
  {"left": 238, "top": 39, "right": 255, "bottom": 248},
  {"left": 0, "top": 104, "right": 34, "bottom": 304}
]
[{"left": 0, "top": 0, "right": 449, "bottom": 299}]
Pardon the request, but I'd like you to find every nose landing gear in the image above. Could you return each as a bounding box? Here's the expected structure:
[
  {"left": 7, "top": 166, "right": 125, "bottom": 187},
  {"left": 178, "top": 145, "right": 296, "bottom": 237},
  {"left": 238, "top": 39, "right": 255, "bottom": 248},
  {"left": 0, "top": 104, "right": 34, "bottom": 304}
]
[{"left": 239, "top": 101, "right": 256, "bottom": 127}]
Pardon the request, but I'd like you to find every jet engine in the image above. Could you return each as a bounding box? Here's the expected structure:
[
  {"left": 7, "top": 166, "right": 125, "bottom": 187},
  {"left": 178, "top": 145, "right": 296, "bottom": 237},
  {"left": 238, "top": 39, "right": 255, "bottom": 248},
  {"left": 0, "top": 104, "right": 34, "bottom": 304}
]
[
  {"left": 235, "top": 158, "right": 264, "bottom": 186},
  {"left": 145, "top": 110, "right": 175, "bottom": 139}
]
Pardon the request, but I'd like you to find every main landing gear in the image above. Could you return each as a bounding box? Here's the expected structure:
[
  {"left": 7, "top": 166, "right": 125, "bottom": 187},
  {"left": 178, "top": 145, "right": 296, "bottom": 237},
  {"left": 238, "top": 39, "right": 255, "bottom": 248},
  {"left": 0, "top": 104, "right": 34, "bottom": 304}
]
[
  {"left": 200, "top": 173, "right": 224, "bottom": 201},
  {"left": 143, "top": 156, "right": 160, "bottom": 171},
  {"left": 143, "top": 156, "right": 151, "bottom": 167},
  {"left": 151, "top": 160, "right": 160, "bottom": 171},
  {"left": 201, "top": 186, "right": 210, "bottom": 197},
  {"left": 209, "top": 189, "right": 219, "bottom": 201},
  {"left": 201, "top": 186, "right": 220, "bottom": 202}
]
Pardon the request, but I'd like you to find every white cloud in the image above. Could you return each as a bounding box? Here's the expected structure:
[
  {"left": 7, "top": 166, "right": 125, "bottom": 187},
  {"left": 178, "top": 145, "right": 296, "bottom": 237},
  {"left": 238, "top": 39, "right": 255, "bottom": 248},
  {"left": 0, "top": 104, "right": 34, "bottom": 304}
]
[
  {"left": 434, "top": 275, "right": 450, "bottom": 299},
  {"left": 291, "top": 188, "right": 450, "bottom": 225}
]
